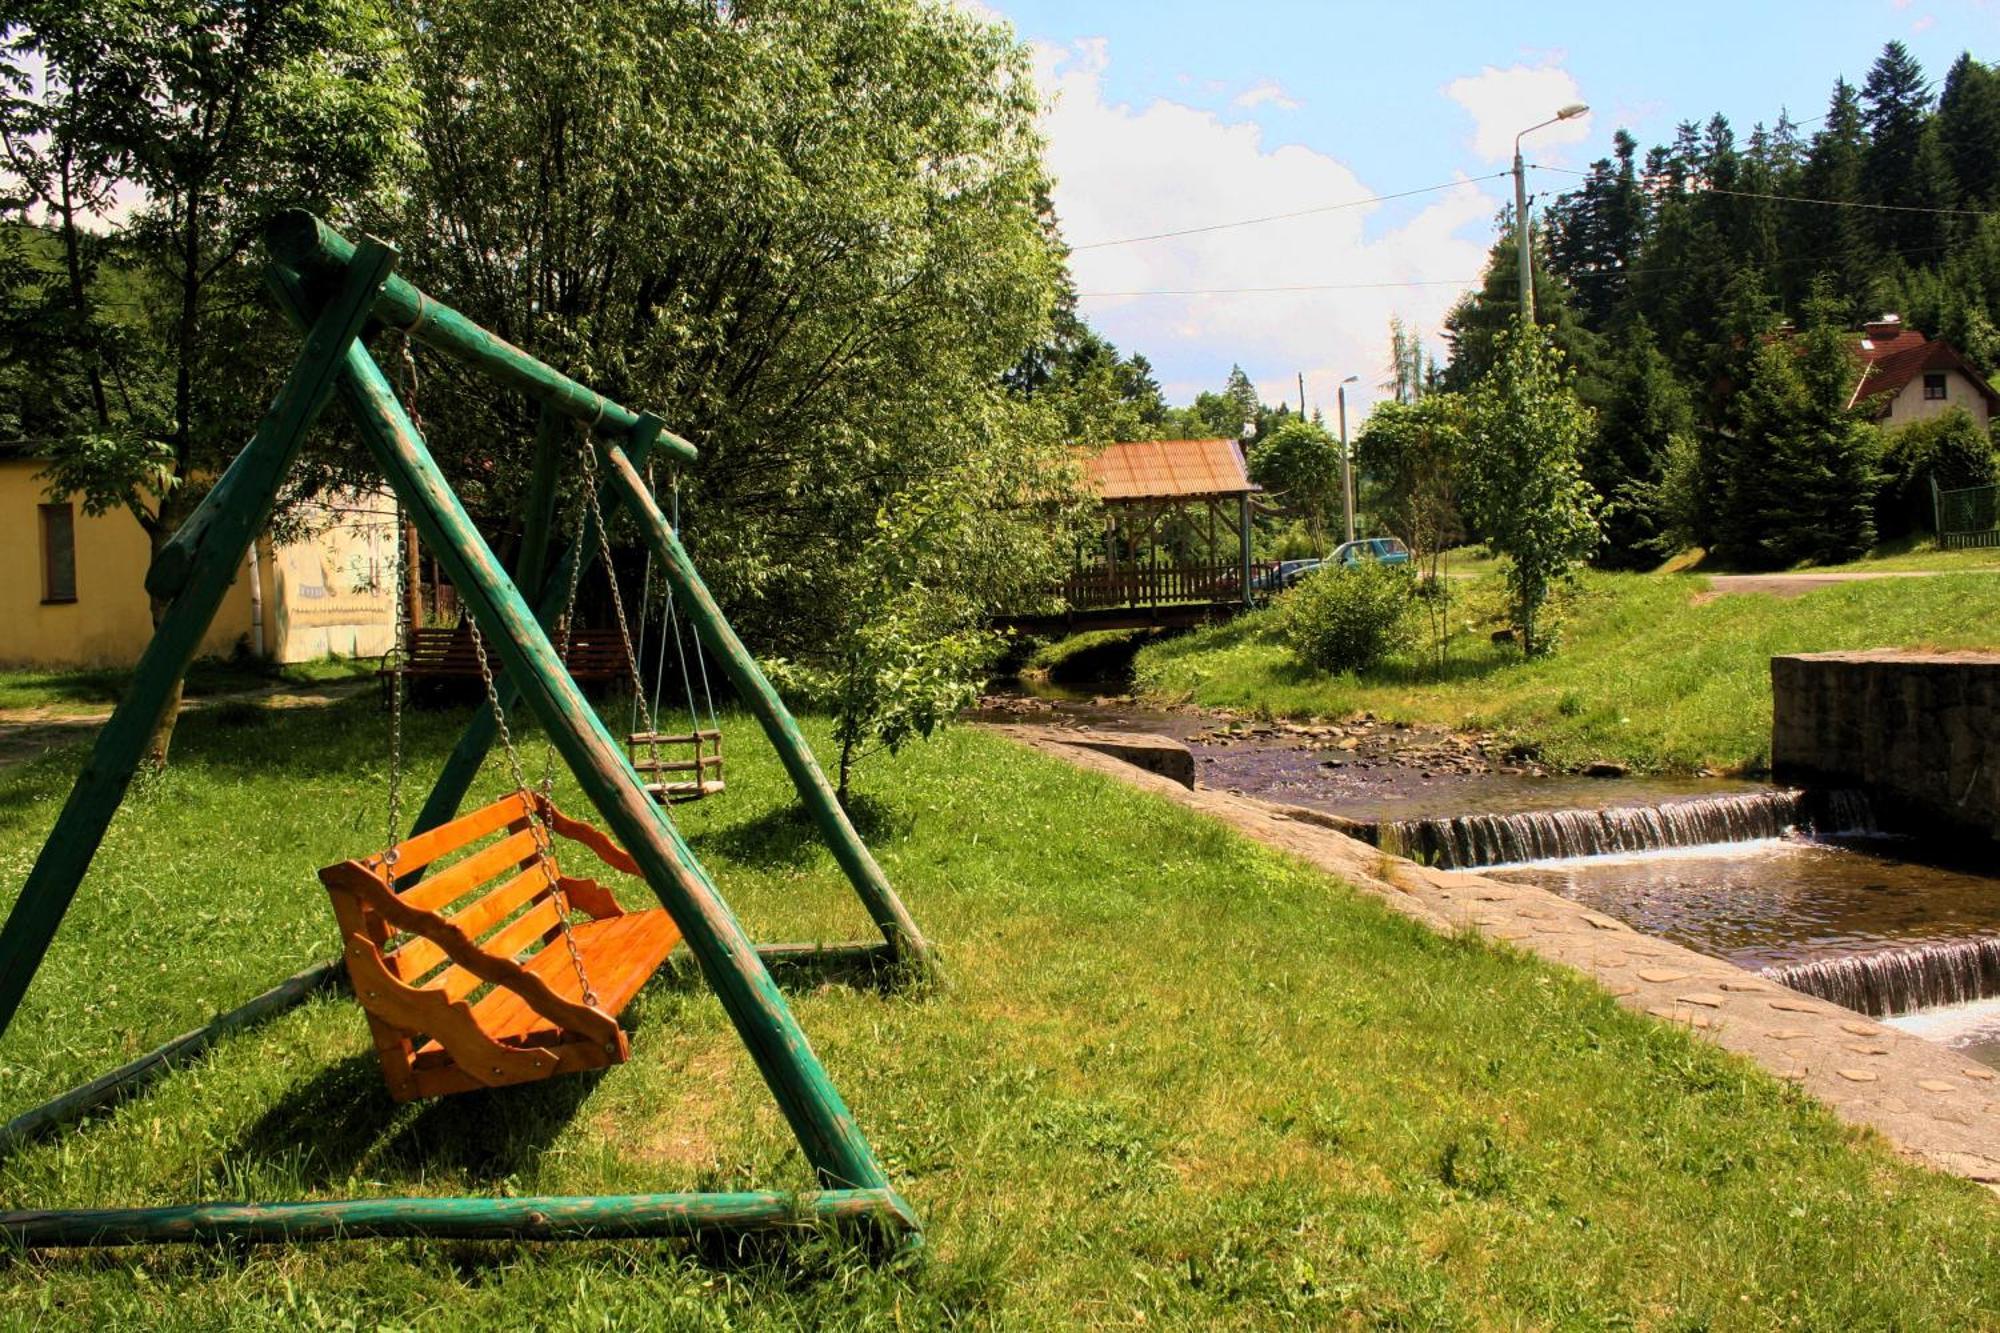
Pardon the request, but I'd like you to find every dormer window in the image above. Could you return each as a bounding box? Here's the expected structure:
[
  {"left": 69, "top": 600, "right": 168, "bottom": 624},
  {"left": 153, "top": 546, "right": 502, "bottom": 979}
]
[{"left": 1924, "top": 372, "right": 1948, "bottom": 401}]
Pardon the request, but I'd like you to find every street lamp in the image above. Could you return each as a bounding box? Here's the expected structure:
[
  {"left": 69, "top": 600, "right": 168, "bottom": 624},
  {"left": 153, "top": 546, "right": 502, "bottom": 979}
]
[
  {"left": 1513, "top": 102, "right": 1589, "bottom": 327},
  {"left": 1337, "top": 374, "right": 1360, "bottom": 545}
]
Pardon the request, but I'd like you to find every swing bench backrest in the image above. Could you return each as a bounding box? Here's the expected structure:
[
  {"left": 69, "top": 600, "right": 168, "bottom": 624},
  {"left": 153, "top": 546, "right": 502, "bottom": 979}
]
[{"left": 319, "top": 792, "right": 682, "bottom": 1102}]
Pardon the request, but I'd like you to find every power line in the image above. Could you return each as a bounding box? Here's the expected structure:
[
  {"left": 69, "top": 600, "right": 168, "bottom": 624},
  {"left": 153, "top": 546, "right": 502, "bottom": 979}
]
[
  {"left": 1531, "top": 161, "right": 1997, "bottom": 218},
  {"left": 1079, "top": 276, "right": 1481, "bottom": 298},
  {"left": 1068, "top": 171, "right": 1512, "bottom": 251}
]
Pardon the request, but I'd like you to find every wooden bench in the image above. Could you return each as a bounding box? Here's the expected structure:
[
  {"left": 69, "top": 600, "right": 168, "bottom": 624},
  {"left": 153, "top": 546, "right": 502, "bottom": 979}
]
[
  {"left": 379, "top": 624, "right": 634, "bottom": 696},
  {"left": 319, "top": 791, "right": 681, "bottom": 1101}
]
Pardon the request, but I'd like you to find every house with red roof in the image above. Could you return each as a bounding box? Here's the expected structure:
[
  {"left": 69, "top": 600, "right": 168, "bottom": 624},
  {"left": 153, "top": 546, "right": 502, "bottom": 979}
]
[{"left": 1847, "top": 316, "right": 2000, "bottom": 431}]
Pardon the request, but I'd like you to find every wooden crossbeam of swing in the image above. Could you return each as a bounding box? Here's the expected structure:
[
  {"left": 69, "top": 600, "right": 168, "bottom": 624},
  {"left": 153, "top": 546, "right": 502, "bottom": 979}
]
[{"left": 264, "top": 210, "right": 698, "bottom": 466}]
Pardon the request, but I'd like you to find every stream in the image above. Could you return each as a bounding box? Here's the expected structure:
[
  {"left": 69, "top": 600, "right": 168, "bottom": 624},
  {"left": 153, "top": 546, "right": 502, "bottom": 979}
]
[{"left": 979, "top": 678, "right": 2000, "bottom": 1068}]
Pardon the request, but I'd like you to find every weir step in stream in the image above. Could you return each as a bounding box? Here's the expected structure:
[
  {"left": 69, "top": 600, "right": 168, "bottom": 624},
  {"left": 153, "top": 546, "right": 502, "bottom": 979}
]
[{"left": 1381, "top": 789, "right": 1875, "bottom": 871}]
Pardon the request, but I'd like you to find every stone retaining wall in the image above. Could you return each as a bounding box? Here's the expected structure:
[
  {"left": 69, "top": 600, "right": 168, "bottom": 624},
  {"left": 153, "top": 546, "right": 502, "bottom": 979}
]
[{"left": 1772, "top": 649, "right": 2000, "bottom": 842}]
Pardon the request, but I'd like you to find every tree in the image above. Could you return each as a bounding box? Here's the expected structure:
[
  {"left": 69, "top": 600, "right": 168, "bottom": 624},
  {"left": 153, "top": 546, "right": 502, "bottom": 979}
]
[
  {"left": 767, "top": 399, "right": 1087, "bottom": 803},
  {"left": 1862, "top": 41, "right": 1940, "bottom": 255},
  {"left": 1937, "top": 53, "right": 2000, "bottom": 208},
  {"left": 1460, "top": 322, "right": 1600, "bottom": 655},
  {"left": 394, "top": 0, "right": 1063, "bottom": 671},
  {"left": 1590, "top": 319, "right": 1695, "bottom": 567},
  {"left": 1354, "top": 393, "right": 1464, "bottom": 672},
  {"left": 1247, "top": 417, "right": 1340, "bottom": 552},
  {"left": 1877, "top": 406, "right": 1998, "bottom": 539},
  {"left": 1794, "top": 79, "right": 1873, "bottom": 320},
  {"left": 3, "top": 0, "right": 415, "bottom": 765}
]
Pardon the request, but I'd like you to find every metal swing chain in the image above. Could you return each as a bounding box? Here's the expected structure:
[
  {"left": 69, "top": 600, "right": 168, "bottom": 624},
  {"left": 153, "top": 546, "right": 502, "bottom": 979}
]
[
  {"left": 578, "top": 435, "right": 661, "bottom": 777},
  {"left": 380, "top": 332, "right": 421, "bottom": 879},
  {"left": 465, "top": 613, "right": 599, "bottom": 1010}
]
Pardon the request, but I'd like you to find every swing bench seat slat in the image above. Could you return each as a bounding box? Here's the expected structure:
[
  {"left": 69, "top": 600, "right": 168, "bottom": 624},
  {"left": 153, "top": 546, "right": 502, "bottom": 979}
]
[
  {"left": 628, "top": 729, "right": 723, "bottom": 744},
  {"left": 645, "top": 779, "right": 727, "bottom": 803},
  {"left": 319, "top": 791, "right": 681, "bottom": 1102}
]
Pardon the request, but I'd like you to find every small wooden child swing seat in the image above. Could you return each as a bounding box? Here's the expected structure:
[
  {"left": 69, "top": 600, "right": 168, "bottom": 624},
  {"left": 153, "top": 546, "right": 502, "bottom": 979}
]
[{"left": 319, "top": 790, "right": 681, "bottom": 1102}]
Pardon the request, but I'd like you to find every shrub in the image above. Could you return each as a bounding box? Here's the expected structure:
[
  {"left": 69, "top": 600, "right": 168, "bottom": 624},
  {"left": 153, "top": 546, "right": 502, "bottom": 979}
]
[
  {"left": 1278, "top": 560, "right": 1417, "bottom": 674},
  {"left": 1876, "top": 407, "right": 1999, "bottom": 540}
]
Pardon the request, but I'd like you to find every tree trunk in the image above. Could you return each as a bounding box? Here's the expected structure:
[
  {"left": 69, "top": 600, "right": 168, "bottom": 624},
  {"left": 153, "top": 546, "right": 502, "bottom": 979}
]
[
  {"left": 56, "top": 152, "right": 111, "bottom": 430},
  {"left": 836, "top": 733, "right": 855, "bottom": 810}
]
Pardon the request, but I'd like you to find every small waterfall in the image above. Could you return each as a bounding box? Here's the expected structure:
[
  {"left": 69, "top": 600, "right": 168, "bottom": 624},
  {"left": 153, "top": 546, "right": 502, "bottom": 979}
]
[
  {"left": 1763, "top": 938, "right": 2000, "bottom": 1016},
  {"left": 1387, "top": 790, "right": 1874, "bottom": 870}
]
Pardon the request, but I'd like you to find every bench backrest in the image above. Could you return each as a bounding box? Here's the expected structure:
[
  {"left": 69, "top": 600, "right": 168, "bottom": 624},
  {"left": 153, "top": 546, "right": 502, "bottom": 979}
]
[{"left": 341, "top": 793, "right": 569, "bottom": 1003}]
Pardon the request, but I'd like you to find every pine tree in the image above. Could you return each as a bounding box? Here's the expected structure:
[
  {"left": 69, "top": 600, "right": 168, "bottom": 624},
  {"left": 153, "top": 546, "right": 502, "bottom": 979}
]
[
  {"left": 1937, "top": 53, "right": 2000, "bottom": 208},
  {"left": 1590, "top": 319, "right": 1696, "bottom": 567},
  {"left": 1862, "top": 41, "right": 1937, "bottom": 254},
  {"left": 1796, "top": 78, "right": 1873, "bottom": 320}
]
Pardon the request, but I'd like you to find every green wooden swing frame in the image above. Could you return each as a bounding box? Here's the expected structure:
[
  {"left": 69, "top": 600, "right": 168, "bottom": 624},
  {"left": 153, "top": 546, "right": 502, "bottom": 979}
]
[{"left": 0, "top": 214, "right": 929, "bottom": 1250}]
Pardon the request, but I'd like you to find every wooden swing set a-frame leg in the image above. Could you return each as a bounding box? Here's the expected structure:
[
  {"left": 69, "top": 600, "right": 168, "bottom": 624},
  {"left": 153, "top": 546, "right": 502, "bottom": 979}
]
[{"left": 0, "top": 218, "right": 923, "bottom": 1250}]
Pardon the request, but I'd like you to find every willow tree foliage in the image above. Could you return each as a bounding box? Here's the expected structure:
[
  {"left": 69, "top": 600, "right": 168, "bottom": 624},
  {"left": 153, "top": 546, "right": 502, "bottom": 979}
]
[
  {"left": 1461, "top": 324, "right": 1600, "bottom": 656},
  {"left": 387, "top": 0, "right": 1076, "bottom": 664}
]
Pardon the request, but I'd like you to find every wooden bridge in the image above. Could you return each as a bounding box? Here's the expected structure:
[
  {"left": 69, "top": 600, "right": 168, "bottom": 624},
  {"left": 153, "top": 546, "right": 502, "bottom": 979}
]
[{"left": 999, "top": 438, "right": 1274, "bottom": 635}]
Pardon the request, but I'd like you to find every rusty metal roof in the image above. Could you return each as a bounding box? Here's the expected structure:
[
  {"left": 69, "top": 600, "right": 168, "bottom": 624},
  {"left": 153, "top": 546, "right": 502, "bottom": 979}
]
[{"left": 1083, "top": 438, "right": 1253, "bottom": 501}]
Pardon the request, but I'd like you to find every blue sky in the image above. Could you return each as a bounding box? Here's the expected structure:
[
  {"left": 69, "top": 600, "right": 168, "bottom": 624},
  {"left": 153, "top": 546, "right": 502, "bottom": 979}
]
[{"left": 976, "top": 0, "right": 1999, "bottom": 423}]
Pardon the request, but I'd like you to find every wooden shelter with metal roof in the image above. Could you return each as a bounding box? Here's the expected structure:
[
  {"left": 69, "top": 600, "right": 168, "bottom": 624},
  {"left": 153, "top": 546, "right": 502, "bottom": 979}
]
[{"left": 1005, "top": 438, "right": 1270, "bottom": 634}]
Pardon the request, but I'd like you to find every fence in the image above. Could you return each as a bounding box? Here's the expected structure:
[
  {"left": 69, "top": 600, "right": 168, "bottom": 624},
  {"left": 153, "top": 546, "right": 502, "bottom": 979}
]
[
  {"left": 1934, "top": 478, "right": 2000, "bottom": 549},
  {"left": 1061, "top": 560, "right": 1279, "bottom": 610}
]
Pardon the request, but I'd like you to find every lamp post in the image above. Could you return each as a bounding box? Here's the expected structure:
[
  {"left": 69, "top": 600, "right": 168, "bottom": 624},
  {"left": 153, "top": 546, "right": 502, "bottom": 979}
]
[
  {"left": 1337, "top": 374, "right": 1359, "bottom": 546},
  {"left": 1513, "top": 102, "right": 1589, "bottom": 328}
]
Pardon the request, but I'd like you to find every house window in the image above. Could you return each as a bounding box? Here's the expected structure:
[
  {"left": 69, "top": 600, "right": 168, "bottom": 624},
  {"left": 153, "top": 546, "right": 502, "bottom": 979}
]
[
  {"left": 1924, "top": 372, "right": 1948, "bottom": 400},
  {"left": 39, "top": 503, "right": 76, "bottom": 604}
]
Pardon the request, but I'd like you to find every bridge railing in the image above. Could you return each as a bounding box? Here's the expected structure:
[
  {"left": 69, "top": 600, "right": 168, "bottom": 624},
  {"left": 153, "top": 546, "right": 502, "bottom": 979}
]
[{"left": 1060, "top": 561, "right": 1279, "bottom": 610}]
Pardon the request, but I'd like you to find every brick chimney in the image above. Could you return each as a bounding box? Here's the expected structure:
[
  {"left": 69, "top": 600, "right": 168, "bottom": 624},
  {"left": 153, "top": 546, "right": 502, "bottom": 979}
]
[{"left": 1864, "top": 313, "right": 1906, "bottom": 341}]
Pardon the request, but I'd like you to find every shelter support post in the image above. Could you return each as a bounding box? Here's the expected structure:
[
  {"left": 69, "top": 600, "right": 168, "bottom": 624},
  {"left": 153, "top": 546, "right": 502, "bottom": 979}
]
[
  {"left": 1238, "top": 493, "right": 1253, "bottom": 606},
  {"left": 591, "top": 438, "right": 934, "bottom": 972},
  {"left": 272, "top": 267, "right": 896, "bottom": 1197},
  {"left": 0, "top": 243, "right": 399, "bottom": 1040}
]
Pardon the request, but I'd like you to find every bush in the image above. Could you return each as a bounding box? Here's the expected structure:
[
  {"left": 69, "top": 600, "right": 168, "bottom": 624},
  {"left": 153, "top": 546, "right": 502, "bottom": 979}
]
[
  {"left": 1876, "top": 407, "right": 1999, "bottom": 540},
  {"left": 1278, "top": 560, "right": 1417, "bottom": 674}
]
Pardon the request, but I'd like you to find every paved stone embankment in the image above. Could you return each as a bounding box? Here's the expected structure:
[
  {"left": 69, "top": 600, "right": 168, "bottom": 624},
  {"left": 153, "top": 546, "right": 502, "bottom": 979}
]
[{"left": 999, "top": 723, "right": 2000, "bottom": 1192}]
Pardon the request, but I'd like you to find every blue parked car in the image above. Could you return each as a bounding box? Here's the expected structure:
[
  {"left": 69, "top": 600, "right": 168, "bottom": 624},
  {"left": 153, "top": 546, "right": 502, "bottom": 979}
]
[
  {"left": 1252, "top": 558, "right": 1323, "bottom": 593},
  {"left": 1329, "top": 537, "right": 1411, "bottom": 567}
]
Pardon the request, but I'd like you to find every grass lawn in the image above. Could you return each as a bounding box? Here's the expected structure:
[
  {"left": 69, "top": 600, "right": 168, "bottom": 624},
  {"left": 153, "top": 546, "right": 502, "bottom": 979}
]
[
  {"left": 0, "top": 656, "right": 376, "bottom": 717},
  {"left": 0, "top": 698, "right": 1996, "bottom": 1326},
  {"left": 1134, "top": 569, "right": 2000, "bottom": 774}
]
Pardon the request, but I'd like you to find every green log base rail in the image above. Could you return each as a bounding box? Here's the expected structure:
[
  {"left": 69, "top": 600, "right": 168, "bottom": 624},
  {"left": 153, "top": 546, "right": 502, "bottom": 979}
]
[{"left": 0, "top": 215, "right": 925, "bottom": 1252}]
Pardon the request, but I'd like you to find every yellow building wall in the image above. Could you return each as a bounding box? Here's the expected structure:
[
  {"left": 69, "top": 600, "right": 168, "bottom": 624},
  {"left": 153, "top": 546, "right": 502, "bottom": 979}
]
[{"left": 0, "top": 459, "right": 257, "bottom": 669}]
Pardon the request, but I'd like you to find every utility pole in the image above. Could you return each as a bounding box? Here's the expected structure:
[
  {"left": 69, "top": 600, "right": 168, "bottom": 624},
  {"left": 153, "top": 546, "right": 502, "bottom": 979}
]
[
  {"left": 1297, "top": 371, "right": 1306, "bottom": 417},
  {"left": 1513, "top": 102, "right": 1590, "bottom": 330},
  {"left": 1337, "top": 375, "right": 1358, "bottom": 546},
  {"left": 1513, "top": 144, "right": 1535, "bottom": 329}
]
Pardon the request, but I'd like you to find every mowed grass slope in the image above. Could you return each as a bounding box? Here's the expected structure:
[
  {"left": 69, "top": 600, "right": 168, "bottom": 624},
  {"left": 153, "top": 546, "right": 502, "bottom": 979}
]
[
  {"left": 0, "top": 699, "right": 1995, "bottom": 1326},
  {"left": 1135, "top": 570, "right": 2000, "bottom": 773}
]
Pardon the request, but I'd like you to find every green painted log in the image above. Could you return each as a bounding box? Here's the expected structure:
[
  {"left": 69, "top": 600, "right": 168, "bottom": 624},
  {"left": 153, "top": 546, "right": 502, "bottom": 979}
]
[
  {"left": 0, "top": 243, "right": 399, "bottom": 1041},
  {"left": 407, "top": 413, "right": 668, "bottom": 838},
  {"left": 0, "top": 961, "right": 343, "bottom": 1158},
  {"left": 0, "top": 1188, "right": 917, "bottom": 1247},
  {"left": 270, "top": 268, "right": 900, "bottom": 1203},
  {"left": 264, "top": 211, "right": 696, "bottom": 466},
  {"left": 594, "top": 439, "right": 934, "bottom": 972}
]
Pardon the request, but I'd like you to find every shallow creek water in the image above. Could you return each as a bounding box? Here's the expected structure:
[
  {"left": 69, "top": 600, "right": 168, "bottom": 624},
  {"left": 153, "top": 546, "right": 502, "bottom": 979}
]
[{"left": 981, "top": 680, "right": 2000, "bottom": 1066}]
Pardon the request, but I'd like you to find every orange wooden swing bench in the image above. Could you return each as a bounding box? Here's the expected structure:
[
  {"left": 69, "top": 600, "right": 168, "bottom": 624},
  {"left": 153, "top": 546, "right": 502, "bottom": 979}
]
[{"left": 319, "top": 790, "right": 682, "bottom": 1102}]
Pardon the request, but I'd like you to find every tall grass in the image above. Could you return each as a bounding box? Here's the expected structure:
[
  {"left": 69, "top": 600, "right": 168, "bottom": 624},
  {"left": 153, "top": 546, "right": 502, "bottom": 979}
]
[{"left": 0, "top": 698, "right": 1994, "bottom": 1325}]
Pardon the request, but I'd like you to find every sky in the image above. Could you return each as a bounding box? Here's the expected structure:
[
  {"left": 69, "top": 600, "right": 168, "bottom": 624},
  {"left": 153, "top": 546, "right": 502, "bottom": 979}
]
[{"left": 972, "top": 0, "right": 2000, "bottom": 425}]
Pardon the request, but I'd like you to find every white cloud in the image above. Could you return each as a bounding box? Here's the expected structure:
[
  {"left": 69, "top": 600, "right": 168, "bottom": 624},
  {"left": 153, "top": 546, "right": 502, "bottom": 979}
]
[
  {"left": 1034, "top": 39, "right": 1497, "bottom": 424},
  {"left": 1443, "top": 61, "right": 1592, "bottom": 164},
  {"left": 1234, "top": 80, "right": 1301, "bottom": 112},
  {"left": 1912, "top": 13, "right": 1937, "bottom": 31}
]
